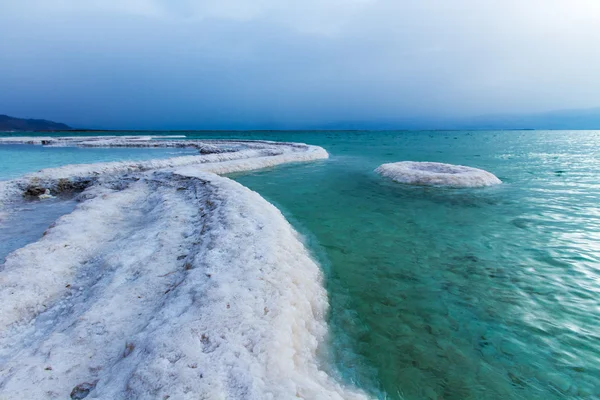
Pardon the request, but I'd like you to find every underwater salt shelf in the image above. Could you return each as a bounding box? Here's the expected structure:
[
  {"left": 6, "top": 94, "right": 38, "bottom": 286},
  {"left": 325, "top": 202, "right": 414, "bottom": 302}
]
[{"left": 375, "top": 161, "right": 501, "bottom": 188}]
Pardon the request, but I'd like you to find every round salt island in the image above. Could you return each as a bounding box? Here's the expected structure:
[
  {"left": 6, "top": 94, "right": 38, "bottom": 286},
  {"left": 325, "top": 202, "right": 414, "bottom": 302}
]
[{"left": 375, "top": 161, "right": 501, "bottom": 188}]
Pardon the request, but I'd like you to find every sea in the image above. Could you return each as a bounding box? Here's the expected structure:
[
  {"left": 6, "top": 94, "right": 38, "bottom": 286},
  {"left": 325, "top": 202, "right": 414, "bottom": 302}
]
[{"left": 1, "top": 130, "right": 599, "bottom": 399}]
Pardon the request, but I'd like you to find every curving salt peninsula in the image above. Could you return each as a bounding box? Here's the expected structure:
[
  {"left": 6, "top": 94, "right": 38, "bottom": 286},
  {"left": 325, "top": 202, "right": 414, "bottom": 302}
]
[
  {"left": 375, "top": 161, "right": 501, "bottom": 188},
  {"left": 0, "top": 137, "right": 368, "bottom": 399},
  {"left": 0, "top": 136, "right": 328, "bottom": 205}
]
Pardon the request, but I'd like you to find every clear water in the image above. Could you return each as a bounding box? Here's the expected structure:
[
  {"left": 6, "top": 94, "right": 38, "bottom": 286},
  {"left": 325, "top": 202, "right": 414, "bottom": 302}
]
[{"left": 1, "top": 131, "right": 599, "bottom": 399}]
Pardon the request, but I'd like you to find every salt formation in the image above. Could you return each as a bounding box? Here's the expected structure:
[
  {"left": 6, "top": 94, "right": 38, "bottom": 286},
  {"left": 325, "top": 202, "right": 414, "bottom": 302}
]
[
  {"left": 0, "top": 137, "right": 327, "bottom": 206},
  {"left": 0, "top": 137, "right": 367, "bottom": 399},
  {"left": 375, "top": 161, "right": 501, "bottom": 188},
  {"left": 38, "top": 189, "right": 55, "bottom": 199}
]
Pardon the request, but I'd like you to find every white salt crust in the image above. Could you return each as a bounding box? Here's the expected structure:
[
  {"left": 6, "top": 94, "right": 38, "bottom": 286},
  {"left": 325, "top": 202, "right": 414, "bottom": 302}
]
[
  {"left": 0, "top": 137, "right": 328, "bottom": 207},
  {"left": 0, "top": 138, "right": 368, "bottom": 399},
  {"left": 375, "top": 161, "right": 501, "bottom": 188}
]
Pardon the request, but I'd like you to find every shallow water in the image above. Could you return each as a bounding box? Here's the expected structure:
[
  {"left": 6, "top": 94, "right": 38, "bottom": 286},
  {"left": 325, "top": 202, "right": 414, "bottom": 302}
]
[{"left": 1, "top": 130, "right": 599, "bottom": 399}]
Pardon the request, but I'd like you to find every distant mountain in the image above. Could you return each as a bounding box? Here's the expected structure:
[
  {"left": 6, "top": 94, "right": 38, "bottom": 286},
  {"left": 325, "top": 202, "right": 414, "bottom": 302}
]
[{"left": 0, "top": 114, "right": 71, "bottom": 131}]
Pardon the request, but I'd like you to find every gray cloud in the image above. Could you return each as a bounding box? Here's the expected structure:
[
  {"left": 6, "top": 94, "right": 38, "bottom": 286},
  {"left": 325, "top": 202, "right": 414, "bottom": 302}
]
[{"left": 1, "top": 0, "right": 599, "bottom": 129}]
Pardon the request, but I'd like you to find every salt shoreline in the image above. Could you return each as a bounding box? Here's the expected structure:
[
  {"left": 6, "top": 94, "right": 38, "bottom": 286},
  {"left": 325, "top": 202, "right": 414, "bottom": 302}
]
[
  {"left": 0, "top": 137, "right": 328, "bottom": 206},
  {"left": 0, "top": 137, "right": 368, "bottom": 399}
]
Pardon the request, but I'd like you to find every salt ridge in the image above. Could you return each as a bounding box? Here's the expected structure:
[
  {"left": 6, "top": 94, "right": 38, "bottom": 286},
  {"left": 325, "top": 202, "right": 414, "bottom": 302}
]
[
  {"left": 0, "top": 137, "right": 328, "bottom": 206},
  {"left": 0, "top": 138, "right": 367, "bottom": 398}
]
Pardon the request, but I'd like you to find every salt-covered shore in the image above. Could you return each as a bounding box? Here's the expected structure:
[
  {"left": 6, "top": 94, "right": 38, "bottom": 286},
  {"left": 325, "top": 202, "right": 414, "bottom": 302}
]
[
  {"left": 0, "top": 137, "right": 367, "bottom": 399},
  {"left": 0, "top": 137, "right": 327, "bottom": 206}
]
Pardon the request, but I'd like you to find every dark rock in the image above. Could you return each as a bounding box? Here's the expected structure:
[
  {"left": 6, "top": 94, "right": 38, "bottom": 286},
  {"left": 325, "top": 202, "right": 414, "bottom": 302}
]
[
  {"left": 70, "top": 381, "right": 97, "bottom": 399},
  {"left": 123, "top": 342, "right": 135, "bottom": 358},
  {"left": 24, "top": 186, "right": 47, "bottom": 197},
  {"left": 56, "top": 178, "right": 93, "bottom": 193}
]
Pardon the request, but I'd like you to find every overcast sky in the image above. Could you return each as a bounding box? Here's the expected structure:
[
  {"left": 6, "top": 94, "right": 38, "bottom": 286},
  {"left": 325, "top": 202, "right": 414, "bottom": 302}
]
[{"left": 1, "top": 0, "right": 600, "bottom": 129}]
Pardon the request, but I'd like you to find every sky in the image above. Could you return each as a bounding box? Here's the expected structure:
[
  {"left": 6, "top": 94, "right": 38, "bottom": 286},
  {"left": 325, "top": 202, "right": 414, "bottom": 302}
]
[{"left": 1, "top": 0, "right": 600, "bottom": 129}]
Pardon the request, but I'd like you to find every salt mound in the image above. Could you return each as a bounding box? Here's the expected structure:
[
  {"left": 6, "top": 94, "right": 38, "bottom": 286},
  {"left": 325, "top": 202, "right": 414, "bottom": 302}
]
[{"left": 375, "top": 161, "right": 501, "bottom": 187}]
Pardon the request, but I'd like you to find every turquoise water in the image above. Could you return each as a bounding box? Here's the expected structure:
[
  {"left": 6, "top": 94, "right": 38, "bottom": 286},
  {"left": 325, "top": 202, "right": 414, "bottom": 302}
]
[{"left": 1, "top": 131, "right": 599, "bottom": 398}]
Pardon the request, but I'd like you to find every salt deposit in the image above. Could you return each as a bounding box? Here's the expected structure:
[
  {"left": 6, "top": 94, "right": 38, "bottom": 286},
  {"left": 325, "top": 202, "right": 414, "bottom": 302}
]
[
  {"left": 0, "top": 137, "right": 367, "bottom": 399},
  {"left": 0, "top": 137, "right": 328, "bottom": 206},
  {"left": 376, "top": 161, "right": 501, "bottom": 187}
]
